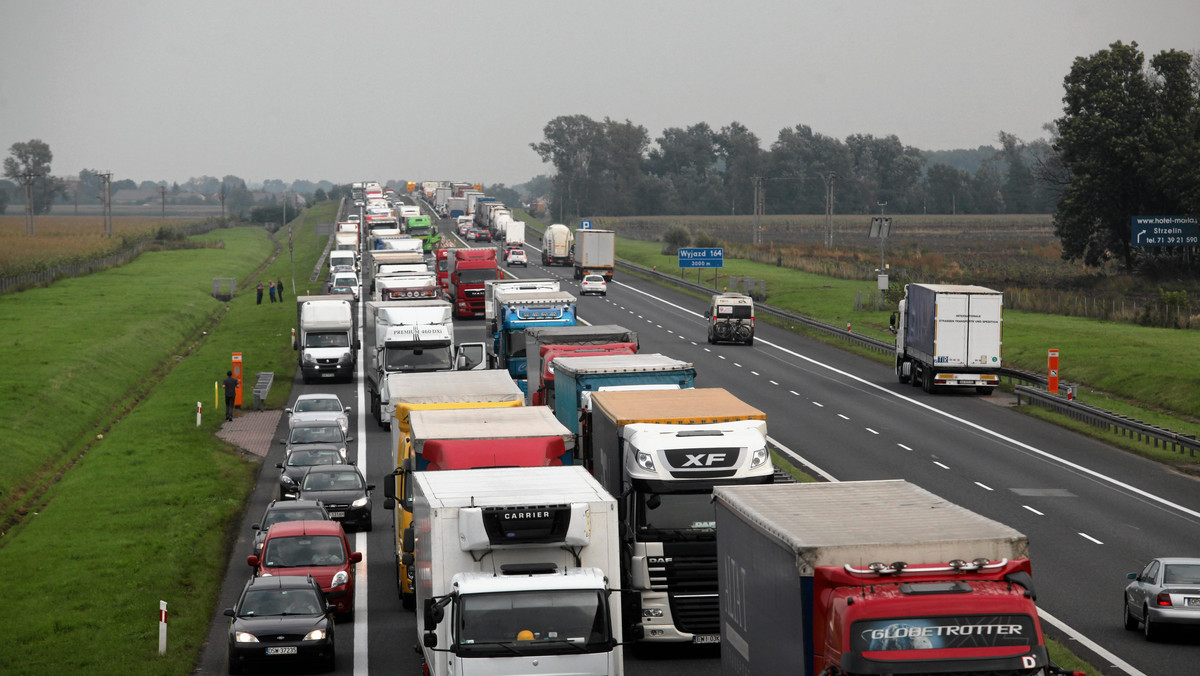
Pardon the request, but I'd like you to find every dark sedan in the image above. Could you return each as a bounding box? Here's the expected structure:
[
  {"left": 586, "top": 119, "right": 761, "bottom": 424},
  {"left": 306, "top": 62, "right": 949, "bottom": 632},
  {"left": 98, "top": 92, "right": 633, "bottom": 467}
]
[
  {"left": 250, "top": 499, "right": 330, "bottom": 555},
  {"left": 281, "top": 420, "right": 352, "bottom": 458},
  {"left": 224, "top": 574, "right": 335, "bottom": 674},
  {"left": 296, "top": 465, "right": 374, "bottom": 532},
  {"left": 277, "top": 444, "right": 348, "bottom": 501}
]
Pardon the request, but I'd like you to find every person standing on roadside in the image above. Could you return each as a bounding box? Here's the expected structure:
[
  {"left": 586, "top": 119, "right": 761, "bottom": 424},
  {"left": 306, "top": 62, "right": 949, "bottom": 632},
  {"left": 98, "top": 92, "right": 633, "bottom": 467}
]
[
  {"left": 268, "top": 280, "right": 277, "bottom": 303},
  {"left": 222, "top": 370, "right": 239, "bottom": 421},
  {"left": 276, "top": 277, "right": 285, "bottom": 303},
  {"left": 256, "top": 281, "right": 264, "bottom": 305}
]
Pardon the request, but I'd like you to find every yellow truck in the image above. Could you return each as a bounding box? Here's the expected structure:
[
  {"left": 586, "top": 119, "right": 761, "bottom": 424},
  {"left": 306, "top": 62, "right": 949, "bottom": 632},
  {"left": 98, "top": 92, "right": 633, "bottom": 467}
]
[{"left": 381, "top": 369, "right": 523, "bottom": 609}]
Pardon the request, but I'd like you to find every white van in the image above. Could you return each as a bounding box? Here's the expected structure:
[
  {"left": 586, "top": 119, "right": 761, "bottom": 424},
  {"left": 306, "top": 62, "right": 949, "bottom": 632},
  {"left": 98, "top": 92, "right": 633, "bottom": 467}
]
[{"left": 704, "top": 292, "right": 755, "bottom": 345}]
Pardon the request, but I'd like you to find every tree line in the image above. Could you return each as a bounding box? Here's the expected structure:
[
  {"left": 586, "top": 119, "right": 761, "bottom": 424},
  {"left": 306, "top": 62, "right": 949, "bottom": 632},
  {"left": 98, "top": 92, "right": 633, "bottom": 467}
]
[{"left": 532, "top": 42, "right": 1200, "bottom": 272}]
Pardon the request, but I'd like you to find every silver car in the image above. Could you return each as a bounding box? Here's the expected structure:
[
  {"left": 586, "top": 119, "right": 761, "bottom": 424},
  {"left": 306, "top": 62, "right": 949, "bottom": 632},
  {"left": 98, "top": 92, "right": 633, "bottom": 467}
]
[
  {"left": 286, "top": 393, "right": 351, "bottom": 435},
  {"left": 1124, "top": 557, "right": 1200, "bottom": 640}
]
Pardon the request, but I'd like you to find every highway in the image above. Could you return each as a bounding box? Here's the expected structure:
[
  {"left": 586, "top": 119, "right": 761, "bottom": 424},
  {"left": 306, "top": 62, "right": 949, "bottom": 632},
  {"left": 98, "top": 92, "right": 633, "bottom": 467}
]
[{"left": 200, "top": 211, "right": 1200, "bottom": 675}]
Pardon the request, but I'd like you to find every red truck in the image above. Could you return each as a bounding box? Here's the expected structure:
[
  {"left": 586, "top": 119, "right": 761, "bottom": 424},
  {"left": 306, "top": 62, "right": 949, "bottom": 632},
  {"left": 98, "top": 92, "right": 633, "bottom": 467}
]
[
  {"left": 446, "top": 248, "right": 500, "bottom": 318},
  {"left": 533, "top": 343, "right": 637, "bottom": 407},
  {"left": 433, "top": 245, "right": 456, "bottom": 298},
  {"left": 714, "top": 480, "right": 1083, "bottom": 676}
]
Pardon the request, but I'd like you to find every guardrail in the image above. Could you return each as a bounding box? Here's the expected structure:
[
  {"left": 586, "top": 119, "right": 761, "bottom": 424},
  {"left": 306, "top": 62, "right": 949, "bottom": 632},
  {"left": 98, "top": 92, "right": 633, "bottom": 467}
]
[{"left": 615, "top": 256, "right": 1198, "bottom": 456}]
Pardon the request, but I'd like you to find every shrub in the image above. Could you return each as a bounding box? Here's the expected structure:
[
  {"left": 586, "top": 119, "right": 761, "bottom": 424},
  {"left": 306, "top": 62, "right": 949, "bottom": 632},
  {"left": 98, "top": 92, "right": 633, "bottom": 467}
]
[
  {"left": 661, "top": 225, "right": 691, "bottom": 254},
  {"left": 693, "top": 231, "right": 721, "bottom": 249}
]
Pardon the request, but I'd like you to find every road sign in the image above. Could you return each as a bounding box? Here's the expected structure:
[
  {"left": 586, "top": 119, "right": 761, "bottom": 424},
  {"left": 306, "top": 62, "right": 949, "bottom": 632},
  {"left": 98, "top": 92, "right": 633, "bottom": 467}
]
[
  {"left": 1131, "top": 216, "right": 1199, "bottom": 247},
  {"left": 869, "top": 217, "right": 892, "bottom": 238},
  {"left": 580, "top": 219, "right": 592, "bottom": 230},
  {"left": 678, "top": 247, "right": 724, "bottom": 268}
]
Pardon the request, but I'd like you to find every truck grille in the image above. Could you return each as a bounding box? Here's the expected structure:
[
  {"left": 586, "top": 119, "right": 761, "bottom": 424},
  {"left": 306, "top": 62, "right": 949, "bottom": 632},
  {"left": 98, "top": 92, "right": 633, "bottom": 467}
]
[
  {"left": 648, "top": 543, "right": 719, "bottom": 635},
  {"left": 316, "top": 358, "right": 340, "bottom": 365}
]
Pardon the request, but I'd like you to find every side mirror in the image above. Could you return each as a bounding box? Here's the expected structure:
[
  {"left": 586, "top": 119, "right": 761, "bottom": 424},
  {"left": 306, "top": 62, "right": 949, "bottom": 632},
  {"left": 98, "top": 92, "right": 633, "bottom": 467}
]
[
  {"left": 703, "top": 310, "right": 711, "bottom": 319},
  {"left": 344, "top": 407, "right": 353, "bottom": 415},
  {"left": 1127, "top": 572, "right": 1138, "bottom": 580},
  {"left": 367, "top": 484, "right": 376, "bottom": 492},
  {"left": 276, "top": 463, "right": 284, "bottom": 469},
  {"left": 284, "top": 408, "right": 293, "bottom": 416},
  {"left": 247, "top": 555, "right": 260, "bottom": 568},
  {"left": 350, "top": 551, "right": 363, "bottom": 564},
  {"left": 346, "top": 436, "right": 355, "bottom": 443},
  {"left": 383, "top": 470, "right": 398, "bottom": 501},
  {"left": 403, "top": 527, "right": 415, "bottom": 554},
  {"left": 223, "top": 608, "right": 235, "bottom": 618},
  {"left": 279, "top": 438, "right": 287, "bottom": 445}
]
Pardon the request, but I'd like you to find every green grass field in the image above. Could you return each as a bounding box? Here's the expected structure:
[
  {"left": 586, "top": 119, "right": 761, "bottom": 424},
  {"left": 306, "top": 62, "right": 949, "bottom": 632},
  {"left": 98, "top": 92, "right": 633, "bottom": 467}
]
[{"left": 0, "top": 203, "right": 335, "bottom": 673}]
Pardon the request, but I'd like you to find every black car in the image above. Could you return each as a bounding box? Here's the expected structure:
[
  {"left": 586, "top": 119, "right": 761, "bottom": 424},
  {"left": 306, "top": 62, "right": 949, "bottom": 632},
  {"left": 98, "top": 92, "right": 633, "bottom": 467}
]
[
  {"left": 251, "top": 499, "right": 331, "bottom": 555},
  {"left": 277, "top": 444, "right": 349, "bottom": 501},
  {"left": 296, "top": 465, "right": 374, "bottom": 532},
  {"left": 224, "top": 574, "right": 334, "bottom": 674}
]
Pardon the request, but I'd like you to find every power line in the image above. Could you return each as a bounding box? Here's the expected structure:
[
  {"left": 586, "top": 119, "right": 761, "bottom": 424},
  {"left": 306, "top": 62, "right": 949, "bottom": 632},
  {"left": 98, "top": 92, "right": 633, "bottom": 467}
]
[{"left": 750, "top": 173, "right": 838, "bottom": 247}]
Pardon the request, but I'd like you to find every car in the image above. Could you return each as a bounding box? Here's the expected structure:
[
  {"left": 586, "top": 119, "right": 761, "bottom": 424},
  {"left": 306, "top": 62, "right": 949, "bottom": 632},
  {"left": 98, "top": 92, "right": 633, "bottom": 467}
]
[
  {"left": 1124, "top": 557, "right": 1200, "bottom": 640},
  {"left": 506, "top": 249, "right": 527, "bottom": 267},
  {"left": 286, "top": 394, "right": 351, "bottom": 435},
  {"left": 224, "top": 574, "right": 335, "bottom": 674},
  {"left": 249, "top": 520, "right": 361, "bottom": 618},
  {"left": 251, "top": 499, "right": 331, "bottom": 555},
  {"left": 329, "top": 285, "right": 356, "bottom": 299},
  {"left": 580, "top": 274, "right": 607, "bottom": 296},
  {"left": 281, "top": 420, "right": 352, "bottom": 455},
  {"left": 295, "top": 465, "right": 374, "bottom": 532},
  {"left": 276, "top": 444, "right": 350, "bottom": 500}
]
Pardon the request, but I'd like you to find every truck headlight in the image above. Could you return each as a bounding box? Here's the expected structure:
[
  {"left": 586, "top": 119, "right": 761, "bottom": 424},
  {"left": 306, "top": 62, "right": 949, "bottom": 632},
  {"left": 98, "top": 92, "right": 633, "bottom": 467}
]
[
  {"left": 641, "top": 608, "right": 664, "bottom": 618},
  {"left": 331, "top": 571, "right": 349, "bottom": 587},
  {"left": 635, "top": 450, "right": 656, "bottom": 471},
  {"left": 750, "top": 447, "right": 769, "bottom": 469}
]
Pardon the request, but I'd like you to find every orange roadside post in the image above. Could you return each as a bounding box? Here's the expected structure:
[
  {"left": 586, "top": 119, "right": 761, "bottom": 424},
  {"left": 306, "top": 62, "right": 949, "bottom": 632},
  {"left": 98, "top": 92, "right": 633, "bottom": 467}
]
[
  {"left": 1047, "top": 349, "right": 1059, "bottom": 394},
  {"left": 232, "top": 353, "right": 244, "bottom": 408}
]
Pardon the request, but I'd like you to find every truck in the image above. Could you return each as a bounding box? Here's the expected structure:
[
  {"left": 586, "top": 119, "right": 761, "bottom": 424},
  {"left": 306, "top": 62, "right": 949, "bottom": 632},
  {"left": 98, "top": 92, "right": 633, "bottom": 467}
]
[
  {"left": 382, "top": 370, "right": 525, "bottom": 609},
  {"left": 364, "top": 299, "right": 478, "bottom": 427},
  {"left": 446, "top": 196, "right": 466, "bottom": 219},
  {"left": 403, "top": 214, "right": 441, "bottom": 251},
  {"left": 433, "top": 185, "right": 450, "bottom": 215},
  {"left": 446, "top": 248, "right": 501, "bottom": 318},
  {"left": 365, "top": 212, "right": 401, "bottom": 247},
  {"left": 588, "top": 387, "right": 774, "bottom": 646},
  {"left": 366, "top": 251, "right": 425, "bottom": 294},
  {"left": 890, "top": 283, "right": 1003, "bottom": 394},
  {"left": 551, "top": 353, "right": 695, "bottom": 451},
  {"left": 504, "top": 220, "right": 525, "bottom": 252},
  {"left": 328, "top": 249, "right": 358, "bottom": 274},
  {"left": 406, "top": 405, "right": 575, "bottom": 470},
  {"left": 411, "top": 466, "right": 623, "bottom": 676},
  {"left": 295, "top": 295, "right": 359, "bottom": 383},
  {"left": 523, "top": 324, "right": 640, "bottom": 406},
  {"left": 333, "top": 231, "right": 359, "bottom": 256},
  {"left": 713, "top": 480, "right": 1083, "bottom": 676},
  {"left": 542, "top": 223, "right": 574, "bottom": 266},
  {"left": 433, "top": 245, "right": 456, "bottom": 297},
  {"left": 534, "top": 344, "right": 638, "bottom": 409},
  {"left": 704, "top": 292, "right": 755, "bottom": 345},
  {"left": 463, "top": 190, "right": 485, "bottom": 216},
  {"left": 488, "top": 289, "right": 578, "bottom": 392},
  {"left": 483, "top": 278, "right": 560, "bottom": 333},
  {"left": 374, "top": 271, "right": 439, "bottom": 302},
  {"left": 573, "top": 228, "right": 616, "bottom": 281}
]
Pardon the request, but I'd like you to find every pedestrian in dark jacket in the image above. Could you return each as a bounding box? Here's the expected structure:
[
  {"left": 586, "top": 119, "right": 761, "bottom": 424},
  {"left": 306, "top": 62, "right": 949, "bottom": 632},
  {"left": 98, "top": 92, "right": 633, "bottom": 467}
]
[
  {"left": 276, "top": 277, "right": 285, "bottom": 302},
  {"left": 256, "top": 281, "right": 264, "bottom": 305},
  {"left": 268, "top": 280, "right": 277, "bottom": 303},
  {"left": 222, "top": 370, "right": 239, "bottom": 421}
]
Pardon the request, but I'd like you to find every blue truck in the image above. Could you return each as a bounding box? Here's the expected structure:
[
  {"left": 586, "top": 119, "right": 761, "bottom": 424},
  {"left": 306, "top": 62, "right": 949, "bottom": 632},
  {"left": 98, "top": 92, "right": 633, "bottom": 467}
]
[{"left": 488, "top": 289, "right": 577, "bottom": 394}]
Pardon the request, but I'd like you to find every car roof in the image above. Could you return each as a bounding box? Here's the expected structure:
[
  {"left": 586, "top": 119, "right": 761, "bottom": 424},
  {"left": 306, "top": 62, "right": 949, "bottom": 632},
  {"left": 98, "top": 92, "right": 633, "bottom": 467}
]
[
  {"left": 265, "top": 520, "right": 346, "bottom": 538},
  {"left": 295, "top": 393, "right": 342, "bottom": 402},
  {"left": 1154, "top": 557, "right": 1200, "bottom": 565},
  {"left": 303, "top": 464, "right": 362, "bottom": 476},
  {"left": 245, "top": 574, "right": 319, "bottom": 591}
]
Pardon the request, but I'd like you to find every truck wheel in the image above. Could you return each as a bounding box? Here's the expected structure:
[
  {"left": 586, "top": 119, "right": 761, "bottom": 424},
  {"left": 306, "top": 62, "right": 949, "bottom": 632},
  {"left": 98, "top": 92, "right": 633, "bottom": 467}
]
[
  {"left": 745, "top": 337, "right": 754, "bottom": 346},
  {"left": 976, "top": 386, "right": 993, "bottom": 396},
  {"left": 896, "top": 360, "right": 910, "bottom": 384},
  {"left": 922, "top": 368, "right": 934, "bottom": 393},
  {"left": 911, "top": 365, "right": 922, "bottom": 388}
]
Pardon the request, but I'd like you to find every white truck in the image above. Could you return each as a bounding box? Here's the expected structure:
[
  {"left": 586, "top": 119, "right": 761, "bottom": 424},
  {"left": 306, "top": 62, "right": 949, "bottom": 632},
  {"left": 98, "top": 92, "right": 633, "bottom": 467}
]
[
  {"left": 366, "top": 251, "right": 425, "bottom": 294},
  {"left": 365, "top": 299, "right": 483, "bottom": 428},
  {"left": 414, "top": 466, "right": 623, "bottom": 676},
  {"left": 891, "top": 283, "right": 1003, "bottom": 394},
  {"left": 374, "top": 271, "right": 440, "bottom": 302},
  {"left": 482, "top": 278, "right": 560, "bottom": 334},
  {"left": 504, "top": 220, "right": 525, "bottom": 251},
  {"left": 573, "top": 228, "right": 615, "bottom": 281},
  {"left": 542, "top": 223, "right": 574, "bottom": 266},
  {"left": 295, "top": 295, "right": 359, "bottom": 383}
]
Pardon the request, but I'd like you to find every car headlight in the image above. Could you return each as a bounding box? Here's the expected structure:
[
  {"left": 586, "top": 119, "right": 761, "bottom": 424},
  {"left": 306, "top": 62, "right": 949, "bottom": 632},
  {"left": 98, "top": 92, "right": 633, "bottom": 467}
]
[
  {"left": 280, "top": 474, "right": 295, "bottom": 485},
  {"left": 635, "top": 450, "right": 656, "bottom": 471},
  {"left": 750, "top": 447, "right": 769, "bottom": 469},
  {"left": 339, "top": 419, "right": 349, "bottom": 434},
  {"left": 331, "top": 570, "right": 349, "bottom": 587},
  {"left": 304, "top": 628, "right": 327, "bottom": 641},
  {"left": 352, "top": 496, "right": 369, "bottom": 508},
  {"left": 235, "top": 631, "right": 259, "bottom": 643}
]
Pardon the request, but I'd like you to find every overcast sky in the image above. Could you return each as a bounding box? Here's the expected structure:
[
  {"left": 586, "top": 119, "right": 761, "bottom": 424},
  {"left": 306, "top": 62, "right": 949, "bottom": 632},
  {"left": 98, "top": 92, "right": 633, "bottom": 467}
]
[{"left": 1, "top": 0, "right": 1195, "bottom": 189}]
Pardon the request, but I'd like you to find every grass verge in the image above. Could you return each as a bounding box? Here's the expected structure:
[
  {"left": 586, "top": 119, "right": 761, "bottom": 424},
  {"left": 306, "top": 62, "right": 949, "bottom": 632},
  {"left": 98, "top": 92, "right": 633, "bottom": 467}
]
[{"left": 0, "top": 203, "right": 335, "bottom": 673}]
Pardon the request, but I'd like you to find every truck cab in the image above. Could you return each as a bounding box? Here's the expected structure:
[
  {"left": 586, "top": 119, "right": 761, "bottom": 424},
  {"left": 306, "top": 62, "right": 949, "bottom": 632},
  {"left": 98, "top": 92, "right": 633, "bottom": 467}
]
[
  {"left": 489, "top": 289, "right": 578, "bottom": 392},
  {"left": 704, "top": 292, "right": 755, "bottom": 345}
]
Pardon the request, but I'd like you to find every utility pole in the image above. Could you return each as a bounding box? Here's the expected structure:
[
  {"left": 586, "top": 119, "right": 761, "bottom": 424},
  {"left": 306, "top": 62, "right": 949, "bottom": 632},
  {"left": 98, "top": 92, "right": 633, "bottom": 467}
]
[
  {"left": 219, "top": 187, "right": 227, "bottom": 224},
  {"left": 751, "top": 176, "right": 765, "bottom": 246},
  {"left": 21, "top": 172, "right": 41, "bottom": 236},
  {"left": 159, "top": 185, "right": 167, "bottom": 218},
  {"left": 821, "top": 172, "right": 837, "bottom": 248},
  {"left": 97, "top": 172, "right": 113, "bottom": 237}
]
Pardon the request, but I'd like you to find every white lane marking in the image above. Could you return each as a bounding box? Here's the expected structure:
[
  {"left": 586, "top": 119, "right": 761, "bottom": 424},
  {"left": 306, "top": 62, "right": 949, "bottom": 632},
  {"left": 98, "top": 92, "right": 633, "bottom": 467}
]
[
  {"left": 769, "top": 435, "right": 838, "bottom": 482},
  {"left": 897, "top": 443, "right": 913, "bottom": 451},
  {"left": 933, "top": 461, "right": 950, "bottom": 470},
  {"left": 789, "top": 390, "right": 800, "bottom": 396},
  {"left": 353, "top": 300, "right": 370, "bottom": 676},
  {"left": 866, "top": 428, "right": 879, "bottom": 435},
  {"left": 704, "top": 348, "right": 712, "bottom": 352},
  {"left": 1079, "top": 532, "right": 1104, "bottom": 545},
  {"left": 975, "top": 482, "right": 994, "bottom": 491},
  {"left": 750, "top": 370, "right": 759, "bottom": 376},
  {"left": 769, "top": 380, "right": 779, "bottom": 386},
  {"left": 1023, "top": 505, "right": 1044, "bottom": 516},
  {"left": 837, "top": 413, "right": 849, "bottom": 420},
  {"left": 1036, "top": 607, "right": 1147, "bottom": 676},
  {"left": 813, "top": 402, "right": 824, "bottom": 407},
  {"left": 718, "top": 355, "right": 726, "bottom": 360}
]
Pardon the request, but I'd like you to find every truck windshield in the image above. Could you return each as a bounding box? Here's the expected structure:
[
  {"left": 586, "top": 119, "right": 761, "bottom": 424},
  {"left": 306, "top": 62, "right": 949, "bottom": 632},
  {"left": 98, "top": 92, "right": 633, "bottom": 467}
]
[
  {"left": 456, "top": 590, "right": 611, "bottom": 656},
  {"left": 306, "top": 333, "right": 349, "bottom": 348},
  {"left": 408, "top": 225, "right": 432, "bottom": 237},
  {"left": 504, "top": 330, "right": 526, "bottom": 359},
  {"left": 457, "top": 268, "right": 499, "bottom": 284},
  {"left": 635, "top": 491, "right": 718, "bottom": 538},
  {"left": 849, "top": 614, "right": 1037, "bottom": 652},
  {"left": 384, "top": 346, "right": 453, "bottom": 372}
]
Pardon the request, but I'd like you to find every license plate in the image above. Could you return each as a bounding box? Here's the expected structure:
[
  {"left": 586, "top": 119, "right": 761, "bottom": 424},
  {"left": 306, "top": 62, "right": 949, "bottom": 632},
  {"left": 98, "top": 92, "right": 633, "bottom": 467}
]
[
  {"left": 266, "top": 646, "right": 297, "bottom": 655},
  {"left": 1187, "top": 598, "right": 1200, "bottom": 606},
  {"left": 321, "top": 373, "right": 334, "bottom": 378},
  {"left": 692, "top": 634, "right": 720, "bottom": 644},
  {"left": 328, "top": 511, "right": 345, "bottom": 518}
]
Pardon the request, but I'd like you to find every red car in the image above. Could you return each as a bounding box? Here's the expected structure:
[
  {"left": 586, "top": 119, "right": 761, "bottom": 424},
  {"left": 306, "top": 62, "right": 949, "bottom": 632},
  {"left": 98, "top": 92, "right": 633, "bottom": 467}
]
[{"left": 248, "top": 520, "right": 361, "bottom": 618}]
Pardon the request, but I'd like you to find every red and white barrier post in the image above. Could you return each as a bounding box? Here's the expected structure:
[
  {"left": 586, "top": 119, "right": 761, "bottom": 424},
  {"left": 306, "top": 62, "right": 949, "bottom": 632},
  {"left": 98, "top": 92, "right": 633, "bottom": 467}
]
[
  {"left": 159, "top": 600, "right": 168, "bottom": 655},
  {"left": 196, "top": 402, "right": 202, "bottom": 427}
]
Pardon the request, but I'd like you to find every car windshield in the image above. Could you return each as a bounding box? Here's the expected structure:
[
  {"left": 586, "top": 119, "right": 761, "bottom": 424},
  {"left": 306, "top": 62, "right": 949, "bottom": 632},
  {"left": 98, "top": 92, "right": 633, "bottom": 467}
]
[
  {"left": 306, "top": 332, "right": 349, "bottom": 348},
  {"left": 286, "top": 449, "right": 344, "bottom": 467},
  {"left": 262, "top": 507, "right": 327, "bottom": 530},
  {"left": 457, "top": 590, "right": 611, "bottom": 656},
  {"left": 295, "top": 398, "right": 343, "bottom": 413},
  {"left": 302, "top": 470, "right": 363, "bottom": 492},
  {"left": 263, "top": 534, "right": 346, "bottom": 568},
  {"left": 289, "top": 426, "right": 343, "bottom": 444},
  {"left": 1163, "top": 564, "right": 1200, "bottom": 584},
  {"left": 239, "top": 588, "right": 324, "bottom": 617}
]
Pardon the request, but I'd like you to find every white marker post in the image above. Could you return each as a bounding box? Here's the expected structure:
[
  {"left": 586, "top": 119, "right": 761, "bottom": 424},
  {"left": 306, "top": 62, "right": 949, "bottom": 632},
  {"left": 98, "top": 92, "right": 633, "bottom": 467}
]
[
  {"left": 158, "top": 600, "right": 168, "bottom": 655},
  {"left": 196, "top": 402, "right": 202, "bottom": 427}
]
